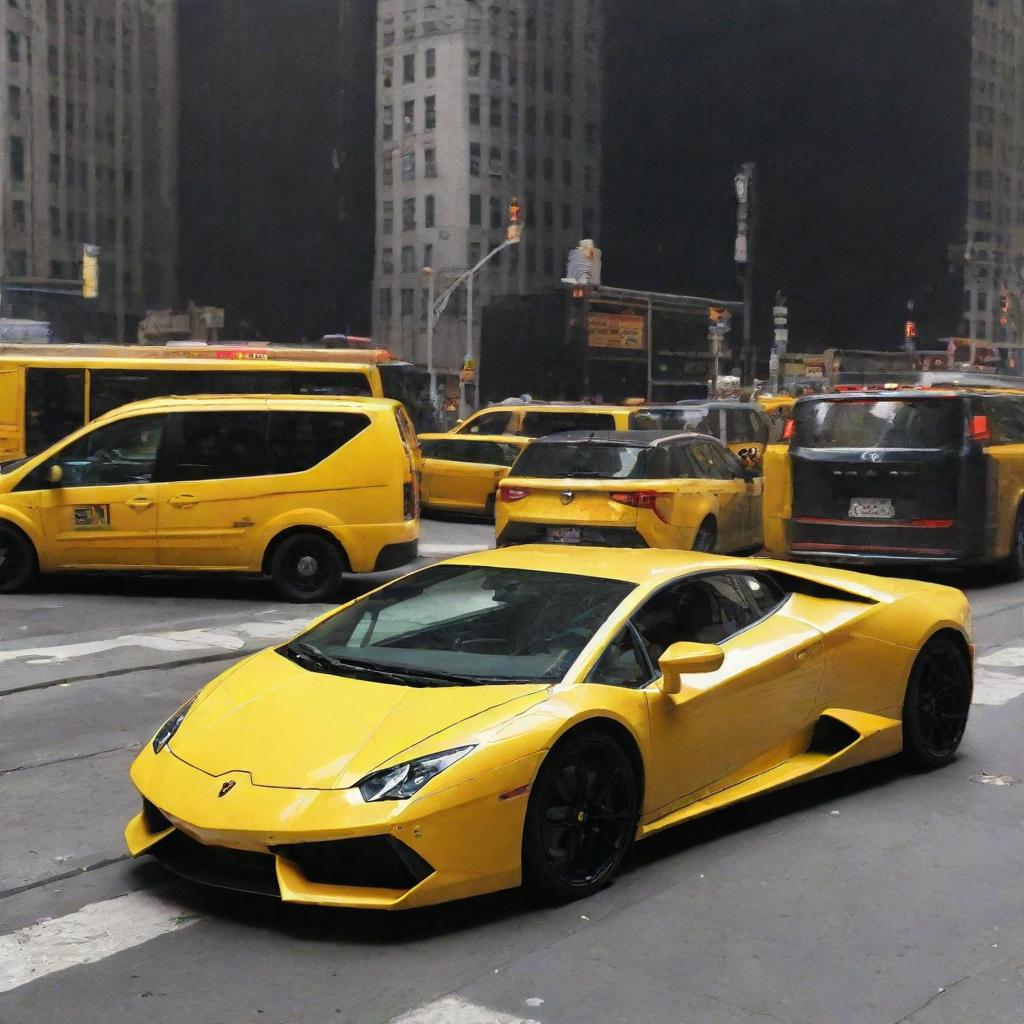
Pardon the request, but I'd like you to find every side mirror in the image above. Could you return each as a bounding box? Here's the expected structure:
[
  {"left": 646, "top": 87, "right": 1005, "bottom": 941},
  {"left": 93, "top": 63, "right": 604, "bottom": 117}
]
[
  {"left": 46, "top": 464, "right": 64, "bottom": 486},
  {"left": 657, "top": 641, "right": 725, "bottom": 695}
]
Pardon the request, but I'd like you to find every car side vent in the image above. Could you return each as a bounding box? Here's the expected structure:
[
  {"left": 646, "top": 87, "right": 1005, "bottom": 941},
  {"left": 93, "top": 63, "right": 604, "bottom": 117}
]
[
  {"left": 272, "top": 835, "right": 434, "bottom": 890},
  {"left": 808, "top": 715, "right": 861, "bottom": 755},
  {"left": 764, "top": 573, "right": 878, "bottom": 605}
]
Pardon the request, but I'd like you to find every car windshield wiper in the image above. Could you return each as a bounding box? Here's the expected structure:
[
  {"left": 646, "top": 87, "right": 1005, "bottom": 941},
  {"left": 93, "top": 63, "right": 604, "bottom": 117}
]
[{"left": 282, "top": 642, "right": 421, "bottom": 685}]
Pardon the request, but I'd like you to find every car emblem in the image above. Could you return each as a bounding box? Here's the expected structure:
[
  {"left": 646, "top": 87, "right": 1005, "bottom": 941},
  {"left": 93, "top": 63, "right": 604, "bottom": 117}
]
[
  {"left": 861, "top": 451, "right": 882, "bottom": 463},
  {"left": 560, "top": 490, "right": 575, "bottom": 505},
  {"left": 218, "top": 780, "right": 236, "bottom": 798}
]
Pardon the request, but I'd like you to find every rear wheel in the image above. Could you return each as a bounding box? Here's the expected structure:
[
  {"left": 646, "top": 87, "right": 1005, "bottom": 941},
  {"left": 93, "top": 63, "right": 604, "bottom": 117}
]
[
  {"left": 1003, "top": 502, "right": 1024, "bottom": 581},
  {"left": 0, "top": 524, "right": 37, "bottom": 594},
  {"left": 270, "top": 532, "right": 345, "bottom": 603},
  {"left": 901, "top": 637, "right": 972, "bottom": 769},
  {"left": 693, "top": 517, "right": 717, "bottom": 553},
  {"left": 523, "top": 730, "right": 638, "bottom": 901}
]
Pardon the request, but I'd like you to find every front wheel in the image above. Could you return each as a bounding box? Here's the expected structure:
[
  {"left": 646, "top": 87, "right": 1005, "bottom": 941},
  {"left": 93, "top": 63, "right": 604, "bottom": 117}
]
[
  {"left": 270, "top": 532, "right": 345, "bottom": 603},
  {"left": 522, "top": 730, "right": 638, "bottom": 901},
  {"left": 693, "top": 517, "right": 717, "bottom": 553},
  {"left": 901, "top": 637, "right": 972, "bottom": 769},
  {"left": 0, "top": 524, "right": 37, "bottom": 594}
]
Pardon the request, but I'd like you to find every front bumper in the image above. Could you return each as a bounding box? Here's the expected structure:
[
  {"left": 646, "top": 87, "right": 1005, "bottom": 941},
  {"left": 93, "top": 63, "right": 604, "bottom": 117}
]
[{"left": 126, "top": 745, "right": 542, "bottom": 910}]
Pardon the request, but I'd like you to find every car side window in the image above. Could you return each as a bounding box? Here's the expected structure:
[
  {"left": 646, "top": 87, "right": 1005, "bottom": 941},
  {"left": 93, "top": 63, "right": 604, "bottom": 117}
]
[
  {"left": 991, "top": 398, "right": 1024, "bottom": 443},
  {"left": 496, "top": 442, "right": 523, "bottom": 465},
  {"left": 18, "top": 414, "right": 166, "bottom": 490},
  {"left": 701, "top": 443, "right": 738, "bottom": 479},
  {"left": 632, "top": 575, "right": 759, "bottom": 665},
  {"left": 687, "top": 443, "right": 717, "bottom": 479},
  {"left": 521, "top": 412, "right": 617, "bottom": 435},
  {"left": 460, "top": 411, "right": 514, "bottom": 435},
  {"left": 586, "top": 626, "right": 654, "bottom": 687},
  {"left": 667, "top": 443, "right": 698, "bottom": 478},
  {"left": 733, "top": 573, "right": 785, "bottom": 618}
]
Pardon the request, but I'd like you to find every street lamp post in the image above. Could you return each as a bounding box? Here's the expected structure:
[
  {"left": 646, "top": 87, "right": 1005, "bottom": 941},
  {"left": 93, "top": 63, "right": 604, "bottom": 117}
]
[{"left": 423, "top": 267, "right": 435, "bottom": 402}]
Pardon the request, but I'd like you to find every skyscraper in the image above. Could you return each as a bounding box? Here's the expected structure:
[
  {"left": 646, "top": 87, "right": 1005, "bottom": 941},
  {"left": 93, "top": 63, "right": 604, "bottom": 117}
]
[
  {"left": 0, "top": 0, "right": 177, "bottom": 342},
  {"left": 372, "top": 0, "right": 604, "bottom": 372}
]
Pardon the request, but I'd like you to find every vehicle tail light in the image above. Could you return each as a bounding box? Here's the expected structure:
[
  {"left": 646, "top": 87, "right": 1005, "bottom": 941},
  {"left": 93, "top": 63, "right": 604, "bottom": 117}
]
[
  {"left": 499, "top": 485, "right": 529, "bottom": 502},
  {"left": 612, "top": 490, "right": 670, "bottom": 523},
  {"left": 968, "top": 414, "right": 990, "bottom": 441},
  {"left": 403, "top": 481, "right": 418, "bottom": 520},
  {"left": 782, "top": 418, "right": 795, "bottom": 440}
]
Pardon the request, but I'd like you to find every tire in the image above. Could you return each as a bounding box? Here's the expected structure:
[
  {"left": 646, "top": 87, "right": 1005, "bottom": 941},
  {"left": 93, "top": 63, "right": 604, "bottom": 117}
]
[
  {"left": 1002, "top": 502, "right": 1024, "bottom": 581},
  {"left": 522, "top": 730, "right": 639, "bottom": 901},
  {"left": 693, "top": 517, "right": 717, "bottom": 553},
  {"left": 269, "top": 532, "right": 345, "bottom": 603},
  {"left": 483, "top": 494, "right": 496, "bottom": 520},
  {"left": 901, "top": 637, "right": 972, "bottom": 769},
  {"left": 0, "top": 523, "right": 37, "bottom": 594}
]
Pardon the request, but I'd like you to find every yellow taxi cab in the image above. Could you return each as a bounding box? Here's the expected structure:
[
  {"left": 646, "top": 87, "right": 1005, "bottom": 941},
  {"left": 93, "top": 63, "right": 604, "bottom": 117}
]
[
  {"left": 496, "top": 430, "right": 763, "bottom": 553},
  {"left": 0, "top": 394, "right": 420, "bottom": 601},
  {"left": 627, "top": 400, "right": 771, "bottom": 469},
  {"left": 451, "top": 402, "right": 634, "bottom": 437},
  {"left": 418, "top": 433, "right": 530, "bottom": 517}
]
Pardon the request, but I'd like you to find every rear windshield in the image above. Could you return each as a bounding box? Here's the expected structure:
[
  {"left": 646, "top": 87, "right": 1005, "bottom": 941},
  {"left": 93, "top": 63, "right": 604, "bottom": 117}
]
[
  {"left": 512, "top": 442, "right": 666, "bottom": 479},
  {"left": 629, "top": 408, "right": 713, "bottom": 433},
  {"left": 521, "top": 411, "right": 617, "bottom": 435},
  {"left": 794, "top": 399, "right": 962, "bottom": 449}
]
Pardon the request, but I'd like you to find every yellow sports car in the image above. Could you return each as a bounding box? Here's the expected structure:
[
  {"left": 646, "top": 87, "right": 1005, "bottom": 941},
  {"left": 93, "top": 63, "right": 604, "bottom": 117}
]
[{"left": 125, "top": 545, "right": 972, "bottom": 910}]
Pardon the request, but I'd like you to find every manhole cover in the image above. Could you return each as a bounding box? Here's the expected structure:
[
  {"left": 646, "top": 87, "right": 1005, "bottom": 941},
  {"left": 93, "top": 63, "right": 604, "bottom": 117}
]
[{"left": 970, "top": 772, "right": 1022, "bottom": 786}]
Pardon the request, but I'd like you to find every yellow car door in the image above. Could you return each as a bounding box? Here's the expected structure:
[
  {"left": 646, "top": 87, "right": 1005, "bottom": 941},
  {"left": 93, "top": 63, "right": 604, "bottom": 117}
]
[
  {"left": 687, "top": 440, "right": 745, "bottom": 551},
  {"left": 423, "top": 440, "right": 483, "bottom": 510},
  {"left": 30, "top": 412, "right": 165, "bottom": 568},
  {"left": 638, "top": 572, "right": 824, "bottom": 818}
]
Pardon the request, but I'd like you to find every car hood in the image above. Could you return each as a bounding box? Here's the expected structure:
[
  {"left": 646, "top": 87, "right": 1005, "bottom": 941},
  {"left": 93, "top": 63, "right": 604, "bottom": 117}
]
[{"left": 169, "top": 648, "right": 550, "bottom": 790}]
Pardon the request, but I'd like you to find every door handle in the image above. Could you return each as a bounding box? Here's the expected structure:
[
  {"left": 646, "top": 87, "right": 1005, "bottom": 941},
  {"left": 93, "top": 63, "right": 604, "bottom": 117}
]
[
  {"left": 125, "top": 497, "right": 153, "bottom": 511},
  {"left": 168, "top": 494, "right": 198, "bottom": 509}
]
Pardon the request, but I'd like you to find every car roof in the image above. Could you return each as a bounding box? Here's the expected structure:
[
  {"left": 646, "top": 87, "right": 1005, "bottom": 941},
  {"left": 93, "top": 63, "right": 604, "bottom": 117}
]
[
  {"left": 90, "top": 394, "right": 400, "bottom": 419},
  {"left": 528, "top": 429, "right": 719, "bottom": 446},
  {"left": 481, "top": 403, "right": 632, "bottom": 413}
]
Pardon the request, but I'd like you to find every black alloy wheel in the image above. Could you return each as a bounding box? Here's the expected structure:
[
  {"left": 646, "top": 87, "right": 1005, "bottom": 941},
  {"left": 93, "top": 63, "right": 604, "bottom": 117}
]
[
  {"left": 902, "top": 637, "right": 972, "bottom": 769},
  {"left": 523, "top": 731, "right": 638, "bottom": 900},
  {"left": 270, "top": 532, "right": 345, "bottom": 603},
  {"left": 693, "top": 517, "right": 717, "bottom": 553},
  {"left": 0, "top": 524, "right": 36, "bottom": 593}
]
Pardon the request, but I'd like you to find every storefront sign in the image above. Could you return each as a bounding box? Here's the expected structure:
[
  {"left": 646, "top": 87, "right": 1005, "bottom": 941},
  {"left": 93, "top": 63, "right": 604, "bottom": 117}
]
[{"left": 588, "top": 312, "right": 646, "bottom": 351}]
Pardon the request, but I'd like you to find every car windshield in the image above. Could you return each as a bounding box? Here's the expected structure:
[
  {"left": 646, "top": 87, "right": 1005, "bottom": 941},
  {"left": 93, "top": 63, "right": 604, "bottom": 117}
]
[
  {"left": 794, "top": 399, "right": 962, "bottom": 449},
  {"left": 511, "top": 442, "right": 665, "bottom": 479},
  {"left": 284, "top": 564, "right": 634, "bottom": 685}
]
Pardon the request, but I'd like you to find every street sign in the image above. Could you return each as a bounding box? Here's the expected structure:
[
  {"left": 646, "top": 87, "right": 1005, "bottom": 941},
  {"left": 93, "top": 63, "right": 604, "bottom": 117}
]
[{"left": 588, "top": 312, "right": 646, "bottom": 350}]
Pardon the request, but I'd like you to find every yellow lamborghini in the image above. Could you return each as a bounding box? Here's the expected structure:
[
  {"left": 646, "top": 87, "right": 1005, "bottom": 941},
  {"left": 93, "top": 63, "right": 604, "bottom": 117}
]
[{"left": 126, "top": 545, "right": 973, "bottom": 910}]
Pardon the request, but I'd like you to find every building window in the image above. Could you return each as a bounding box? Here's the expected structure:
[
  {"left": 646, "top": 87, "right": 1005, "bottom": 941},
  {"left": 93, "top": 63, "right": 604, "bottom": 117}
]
[
  {"left": 403, "top": 53, "right": 415, "bottom": 83},
  {"left": 382, "top": 105, "right": 393, "bottom": 141},
  {"left": 562, "top": 203, "right": 572, "bottom": 229},
  {"left": 584, "top": 165, "right": 594, "bottom": 190},
  {"left": 526, "top": 106, "right": 536, "bottom": 135},
  {"left": 470, "top": 194, "right": 482, "bottom": 225},
  {"left": 50, "top": 205, "right": 61, "bottom": 237},
  {"left": 425, "top": 48, "right": 436, "bottom": 78},
  {"left": 469, "top": 240, "right": 482, "bottom": 265},
  {"left": 543, "top": 64, "right": 553, "bottom": 91},
  {"left": 8, "top": 84, "right": 21, "bottom": 120},
  {"left": 401, "top": 245, "right": 416, "bottom": 273},
  {"left": 403, "top": 196, "right": 416, "bottom": 230},
  {"left": 10, "top": 136, "right": 25, "bottom": 181},
  {"left": 562, "top": 160, "right": 572, "bottom": 187},
  {"left": 48, "top": 42, "right": 59, "bottom": 76},
  {"left": 424, "top": 146, "right": 438, "bottom": 178},
  {"left": 49, "top": 153, "right": 61, "bottom": 185},
  {"left": 585, "top": 122, "right": 597, "bottom": 149},
  {"left": 509, "top": 58, "right": 518, "bottom": 87},
  {"left": 379, "top": 288, "right": 393, "bottom": 318},
  {"left": 401, "top": 288, "right": 414, "bottom": 317},
  {"left": 382, "top": 200, "right": 394, "bottom": 234},
  {"left": 489, "top": 145, "right": 502, "bottom": 177},
  {"left": 402, "top": 8, "right": 415, "bottom": 40},
  {"left": 425, "top": 95, "right": 436, "bottom": 130},
  {"left": 49, "top": 95, "right": 60, "bottom": 132},
  {"left": 543, "top": 200, "right": 553, "bottom": 228},
  {"left": 543, "top": 248, "right": 554, "bottom": 276},
  {"left": 490, "top": 96, "right": 502, "bottom": 128},
  {"left": 8, "top": 31, "right": 20, "bottom": 63},
  {"left": 382, "top": 16, "right": 395, "bottom": 46},
  {"left": 50, "top": 260, "right": 65, "bottom": 278},
  {"left": 489, "top": 196, "right": 501, "bottom": 229},
  {"left": 489, "top": 51, "right": 501, "bottom": 81},
  {"left": 470, "top": 142, "right": 481, "bottom": 177},
  {"left": 976, "top": 199, "right": 993, "bottom": 220},
  {"left": 509, "top": 100, "right": 519, "bottom": 132},
  {"left": 975, "top": 320, "right": 987, "bottom": 339},
  {"left": 978, "top": 290, "right": 989, "bottom": 312},
  {"left": 425, "top": 194, "right": 435, "bottom": 228},
  {"left": 976, "top": 169, "right": 993, "bottom": 190},
  {"left": 583, "top": 205, "right": 596, "bottom": 235},
  {"left": 382, "top": 247, "right": 394, "bottom": 273},
  {"left": 11, "top": 199, "right": 25, "bottom": 231},
  {"left": 424, "top": 242, "right": 433, "bottom": 267},
  {"left": 8, "top": 251, "right": 27, "bottom": 277},
  {"left": 468, "top": 49, "right": 481, "bottom": 76},
  {"left": 543, "top": 157, "right": 553, "bottom": 182},
  {"left": 402, "top": 151, "right": 416, "bottom": 181},
  {"left": 509, "top": 147, "right": 519, "bottom": 175},
  {"left": 469, "top": 93, "right": 481, "bottom": 125},
  {"left": 383, "top": 154, "right": 393, "bottom": 186},
  {"left": 403, "top": 99, "right": 415, "bottom": 134},
  {"left": 526, "top": 152, "right": 536, "bottom": 179},
  {"left": 563, "top": 70, "right": 574, "bottom": 97},
  {"left": 544, "top": 109, "right": 554, "bottom": 136},
  {"left": 526, "top": 244, "right": 536, "bottom": 273}
]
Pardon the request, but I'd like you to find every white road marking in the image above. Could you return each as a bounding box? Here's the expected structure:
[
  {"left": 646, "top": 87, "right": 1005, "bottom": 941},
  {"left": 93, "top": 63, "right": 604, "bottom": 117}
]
[
  {"left": 973, "top": 668, "right": 1024, "bottom": 706},
  {"left": 391, "top": 996, "right": 539, "bottom": 1024},
  {"left": 0, "top": 890, "right": 204, "bottom": 994},
  {"left": 0, "top": 617, "right": 313, "bottom": 666},
  {"left": 977, "top": 645, "right": 1024, "bottom": 668}
]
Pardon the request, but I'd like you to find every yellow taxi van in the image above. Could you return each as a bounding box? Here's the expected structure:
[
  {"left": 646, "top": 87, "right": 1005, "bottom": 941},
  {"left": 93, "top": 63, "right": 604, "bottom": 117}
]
[
  {"left": 496, "top": 430, "right": 763, "bottom": 553},
  {"left": 0, "top": 394, "right": 420, "bottom": 601},
  {"left": 418, "top": 434, "right": 530, "bottom": 517}
]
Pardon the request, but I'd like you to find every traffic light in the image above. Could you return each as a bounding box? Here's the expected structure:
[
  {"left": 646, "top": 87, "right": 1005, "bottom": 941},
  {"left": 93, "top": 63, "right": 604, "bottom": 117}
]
[
  {"left": 506, "top": 196, "right": 524, "bottom": 242},
  {"left": 904, "top": 320, "right": 917, "bottom": 340}
]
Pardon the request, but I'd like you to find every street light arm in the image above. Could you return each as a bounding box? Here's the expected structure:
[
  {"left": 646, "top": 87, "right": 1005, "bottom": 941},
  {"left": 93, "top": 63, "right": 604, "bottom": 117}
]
[{"left": 430, "top": 237, "right": 517, "bottom": 327}]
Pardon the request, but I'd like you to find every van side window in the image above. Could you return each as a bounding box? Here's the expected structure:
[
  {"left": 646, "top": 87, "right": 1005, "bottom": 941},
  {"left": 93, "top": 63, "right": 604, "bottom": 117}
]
[
  {"left": 162, "top": 412, "right": 268, "bottom": 481},
  {"left": 267, "top": 412, "right": 370, "bottom": 474},
  {"left": 25, "top": 368, "right": 85, "bottom": 455}
]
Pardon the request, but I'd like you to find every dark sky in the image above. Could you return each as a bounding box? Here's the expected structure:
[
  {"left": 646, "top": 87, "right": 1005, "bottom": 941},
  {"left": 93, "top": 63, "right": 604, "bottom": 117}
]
[{"left": 601, "top": 0, "right": 972, "bottom": 351}]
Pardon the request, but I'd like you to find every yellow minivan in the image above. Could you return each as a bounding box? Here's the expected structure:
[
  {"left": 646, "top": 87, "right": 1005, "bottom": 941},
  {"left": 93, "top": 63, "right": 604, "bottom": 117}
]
[
  {"left": 0, "top": 394, "right": 420, "bottom": 601},
  {"left": 496, "top": 430, "right": 763, "bottom": 553}
]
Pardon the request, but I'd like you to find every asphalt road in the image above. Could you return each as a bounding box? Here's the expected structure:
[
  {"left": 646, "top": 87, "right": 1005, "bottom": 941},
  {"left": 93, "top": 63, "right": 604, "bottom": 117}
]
[{"left": 2, "top": 518, "right": 1024, "bottom": 1024}]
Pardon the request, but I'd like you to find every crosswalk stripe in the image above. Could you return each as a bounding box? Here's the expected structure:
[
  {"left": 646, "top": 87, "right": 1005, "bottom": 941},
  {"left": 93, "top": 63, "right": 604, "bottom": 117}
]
[
  {"left": 0, "top": 889, "right": 203, "bottom": 994},
  {"left": 391, "top": 996, "right": 539, "bottom": 1024}
]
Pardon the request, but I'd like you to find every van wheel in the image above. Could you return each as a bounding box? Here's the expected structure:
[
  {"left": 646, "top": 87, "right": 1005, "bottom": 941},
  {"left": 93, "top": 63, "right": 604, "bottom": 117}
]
[
  {"left": 270, "top": 532, "right": 345, "bottom": 603},
  {"left": 1003, "top": 503, "right": 1024, "bottom": 581},
  {"left": 0, "top": 524, "right": 37, "bottom": 593},
  {"left": 693, "top": 517, "right": 717, "bottom": 553}
]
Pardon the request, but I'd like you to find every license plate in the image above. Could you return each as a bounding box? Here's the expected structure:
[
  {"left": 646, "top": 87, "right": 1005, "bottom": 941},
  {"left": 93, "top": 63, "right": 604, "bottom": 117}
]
[
  {"left": 849, "top": 497, "right": 895, "bottom": 519},
  {"left": 546, "top": 526, "right": 582, "bottom": 544}
]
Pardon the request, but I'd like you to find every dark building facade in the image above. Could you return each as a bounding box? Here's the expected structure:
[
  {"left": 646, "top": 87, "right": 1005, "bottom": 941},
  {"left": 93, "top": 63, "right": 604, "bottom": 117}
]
[
  {"left": 601, "top": 0, "right": 974, "bottom": 359},
  {"left": 177, "top": 0, "right": 375, "bottom": 341}
]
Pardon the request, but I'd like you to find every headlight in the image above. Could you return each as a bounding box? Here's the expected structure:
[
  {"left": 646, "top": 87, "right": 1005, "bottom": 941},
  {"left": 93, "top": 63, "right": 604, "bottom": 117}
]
[
  {"left": 356, "top": 746, "right": 475, "bottom": 802},
  {"left": 151, "top": 696, "right": 197, "bottom": 754}
]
